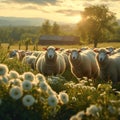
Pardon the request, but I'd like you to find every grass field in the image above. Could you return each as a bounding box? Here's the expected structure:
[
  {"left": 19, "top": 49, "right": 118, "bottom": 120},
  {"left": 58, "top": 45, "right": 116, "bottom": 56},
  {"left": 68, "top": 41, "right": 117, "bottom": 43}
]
[
  {"left": 0, "top": 42, "right": 120, "bottom": 120},
  {"left": 1, "top": 42, "right": 120, "bottom": 50}
]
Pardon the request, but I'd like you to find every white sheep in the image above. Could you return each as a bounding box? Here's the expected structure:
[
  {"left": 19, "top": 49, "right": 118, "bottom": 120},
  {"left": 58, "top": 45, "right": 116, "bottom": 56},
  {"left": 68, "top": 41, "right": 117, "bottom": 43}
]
[
  {"left": 36, "top": 46, "right": 66, "bottom": 76},
  {"left": 95, "top": 48, "right": 120, "bottom": 84},
  {"left": 8, "top": 49, "right": 19, "bottom": 59},
  {"left": 69, "top": 49, "right": 100, "bottom": 79}
]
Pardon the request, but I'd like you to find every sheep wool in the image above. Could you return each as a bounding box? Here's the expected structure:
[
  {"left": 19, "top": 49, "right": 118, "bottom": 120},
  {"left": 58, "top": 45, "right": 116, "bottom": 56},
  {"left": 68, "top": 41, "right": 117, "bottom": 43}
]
[
  {"left": 96, "top": 48, "right": 120, "bottom": 84},
  {"left": 69, "top": 49, "right": 100, "bottom": 79},
  {"left": 36, "top": 46, "right": 66, "bottom": 76}
]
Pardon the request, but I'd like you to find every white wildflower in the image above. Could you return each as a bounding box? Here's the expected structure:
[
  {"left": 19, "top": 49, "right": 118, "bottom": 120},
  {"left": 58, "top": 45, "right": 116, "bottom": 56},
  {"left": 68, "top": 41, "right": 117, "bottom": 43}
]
[
  {"left": 9, "top": 78, "right": 22, "bottom": 87},
  {"left": 77, "top": 111, "right": 85, "bottom": 119},
  {"left": 23, "top": 72, "right": 35, "bottom": 81},
  {"left": 9, "top": 86, "right": 23, "bottom": 100},
  {"left": 48, "top": 95, "right": 58, "bottom": 107},
  {"left": 0, "top": 76, "right": 9, "bottom": 85},
  {"left": 22, "top": 80, "right": 32, "bottom": 91},
  {"left": 0, "top": 64, "right": 9, "bottom": 76},
  {"left": 22, "top": 95, "right": 35, "bottom": 107},
  {"left": 47, "top": 86, "right": 56, "bottom": 95},
  {"left": 59, "top": 92, "right": 69, "bottom": 104},
  {"left": 39, "top": 81, "right": 48, "bottom": 91},
  {"left": 70, "top": 115, "right": 79, "bottom": 120},
  {"left": 36, "top": 73, "right": 46, "bottom": 82},
  {"left": 86, "top": 104, "right": 100, "bottom": 116},
  {"left": 9, "top": 70, "right": 19, "bottom": 79}
]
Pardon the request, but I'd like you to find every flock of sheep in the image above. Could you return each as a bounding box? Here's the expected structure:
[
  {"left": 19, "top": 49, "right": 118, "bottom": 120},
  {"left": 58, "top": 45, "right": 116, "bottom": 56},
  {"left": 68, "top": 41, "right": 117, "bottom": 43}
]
[{"left": 9, "top": 46, "right": 120, "bottom": 85}]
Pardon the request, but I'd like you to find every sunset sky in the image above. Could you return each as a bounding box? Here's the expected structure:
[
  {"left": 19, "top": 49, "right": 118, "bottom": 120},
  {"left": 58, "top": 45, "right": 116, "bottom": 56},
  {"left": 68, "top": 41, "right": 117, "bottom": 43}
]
[{"left": 0, "top": 0, "right": 120, "bottom": 24}]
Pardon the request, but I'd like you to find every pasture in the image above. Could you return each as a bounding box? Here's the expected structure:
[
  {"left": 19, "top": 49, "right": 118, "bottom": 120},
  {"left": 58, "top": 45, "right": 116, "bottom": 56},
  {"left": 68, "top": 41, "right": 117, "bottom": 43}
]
[
  {"left": 0, "top": 42, "right": 120, "bottom": 120},
  {"left": 1, "top": 42, "right": 120, "bottom": 51}
]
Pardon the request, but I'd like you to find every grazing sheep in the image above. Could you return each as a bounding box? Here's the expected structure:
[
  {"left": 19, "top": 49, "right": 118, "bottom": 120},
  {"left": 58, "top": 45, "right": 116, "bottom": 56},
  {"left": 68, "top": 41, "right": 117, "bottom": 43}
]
[
  {"left": 106, "top": 46, "right": 116, "bottom": 55},
  {"left": 36, "top": 46, "right": 66, "bottom": 76},
  {"left": 22, "top": 55, "right": 37, "bottom": 69},
  {"left": 69, "top": 49, "right": 100, "bottom": 79},
  {"left": 95, "top": 48, "right": 120, "bottom": 84},
  {"left": 8, "top": 49, "right": 19, "bottom": 58}
]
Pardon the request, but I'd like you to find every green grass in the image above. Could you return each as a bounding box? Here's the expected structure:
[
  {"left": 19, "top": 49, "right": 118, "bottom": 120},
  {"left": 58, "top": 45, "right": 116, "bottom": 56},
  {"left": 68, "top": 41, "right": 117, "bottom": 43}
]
[{"left": 1, "top": 42, "right": 120, "bottom": 51}]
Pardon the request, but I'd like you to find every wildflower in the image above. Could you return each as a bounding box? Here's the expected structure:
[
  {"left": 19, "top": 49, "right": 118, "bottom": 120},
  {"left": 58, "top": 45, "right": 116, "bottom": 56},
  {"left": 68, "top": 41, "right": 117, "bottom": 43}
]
[
  {"left": 70, "top": 115, "right": 79, "bottom": 120},
  {"left": 0, "top": 64, "right": 9, "bottom": 76},
  {"left": 86, "top": 104, "right": 100, "bottom": 116},
  {"left": 9, "top": 78, "right": 22, "bottom": 87},
  {"left": 48, "top": 95, "right": 58, "bottom": 107},
  {"left": 23, "top": 72, "right": 35, "bottom": 81},
  {"left": 59, "top": 92, "right": 69, "bottom": 104},
  {"left": 9, "top": 70, "right": 19, "bottom": 79},
  {"left": 22, "top": 95, "right": 35, "bottom": 107},
  {"left": 22, "top": 80, "right": 32, "bottom": 91},
  {"left": 39, "top": 81, "right": 48, "bottom": 91},
  {"left": 77, "top": 111, "right": 85, "bottom": 120},
  {"left": 47, "top": 86, "right": 56, "bottom": 95},
  {"left": 9, "top": 86, "right": 23, "bottom": 100},
  {"left": 2, "top": 76, "right": 9, "bottom": 83},
  {"left": 0, "top": 76, "right": 9, "bottom": 85},
  {"left": 36, "top": 73, "right": 46, "bottom": 82}
]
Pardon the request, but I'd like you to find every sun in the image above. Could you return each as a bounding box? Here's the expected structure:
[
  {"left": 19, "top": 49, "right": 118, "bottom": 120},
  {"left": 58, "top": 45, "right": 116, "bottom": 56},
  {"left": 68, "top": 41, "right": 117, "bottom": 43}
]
[{"left": 71, "top": 15, "right": 82, "bottom": 24}]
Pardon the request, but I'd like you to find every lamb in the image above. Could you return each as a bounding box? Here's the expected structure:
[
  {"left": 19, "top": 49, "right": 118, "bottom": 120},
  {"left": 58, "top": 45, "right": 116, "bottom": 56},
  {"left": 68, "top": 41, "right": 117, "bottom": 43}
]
[
  {"left": 69, "top": 49, "right": 100, "bottom": 79},
  {"left": 95, "top": 48, "right": 120, "bottom": 84},
  {"left": 36, "top": 46, "right": 66, "bottom": 76}
]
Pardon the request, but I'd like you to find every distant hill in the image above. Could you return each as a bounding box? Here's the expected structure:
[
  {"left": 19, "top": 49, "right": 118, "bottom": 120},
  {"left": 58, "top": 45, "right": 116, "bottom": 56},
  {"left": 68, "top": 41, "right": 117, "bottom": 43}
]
[{"left": 0, "top": 16, "right": 47, "bottom": 26}]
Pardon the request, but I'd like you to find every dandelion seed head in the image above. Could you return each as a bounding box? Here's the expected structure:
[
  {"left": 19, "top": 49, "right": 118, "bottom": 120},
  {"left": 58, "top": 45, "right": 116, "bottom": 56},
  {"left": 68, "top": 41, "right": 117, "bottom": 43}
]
[
  {"left": 9, "top": 86, "right": 23, "bottom": 100},
  {"left": 0, "top": 64, "right": 9, "bottom": 76},
  {"left": 22, "top": 95, "right": 35, "bottom": 107}
]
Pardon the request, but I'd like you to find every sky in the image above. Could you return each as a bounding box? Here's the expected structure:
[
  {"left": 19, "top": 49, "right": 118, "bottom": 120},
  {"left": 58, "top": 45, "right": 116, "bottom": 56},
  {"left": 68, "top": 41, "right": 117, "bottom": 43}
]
[{"left": 0, "top": 0, "right": 120, "bottom": 24}]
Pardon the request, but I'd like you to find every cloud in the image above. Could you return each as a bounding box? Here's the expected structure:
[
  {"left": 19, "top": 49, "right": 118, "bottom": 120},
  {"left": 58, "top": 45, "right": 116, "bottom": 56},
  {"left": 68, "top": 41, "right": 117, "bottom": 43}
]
[
  {"left": 2, "top": 0, "right": 58, "bottom": 5},
  {"left": 56, "top": 9, "right": 81, "bottom": 16}
]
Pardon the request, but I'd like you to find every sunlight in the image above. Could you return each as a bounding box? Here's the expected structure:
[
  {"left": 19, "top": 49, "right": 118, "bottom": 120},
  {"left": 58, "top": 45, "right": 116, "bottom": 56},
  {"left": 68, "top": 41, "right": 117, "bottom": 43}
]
[{"left": 71, "top": 15, "right": 82, "bottom": 24}]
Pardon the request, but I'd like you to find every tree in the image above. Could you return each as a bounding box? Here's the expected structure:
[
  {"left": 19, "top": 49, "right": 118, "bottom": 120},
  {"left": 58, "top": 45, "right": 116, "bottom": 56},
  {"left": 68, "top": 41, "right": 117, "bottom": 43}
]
[
  {"left": 41, "top": 20, "right": 51, "bottom": 35},
  {"left": 77, "top": 5, "right": 118, "bottom": 47},
  {"left": 52, "top": 22, "right": 60, "bottom": 35}
]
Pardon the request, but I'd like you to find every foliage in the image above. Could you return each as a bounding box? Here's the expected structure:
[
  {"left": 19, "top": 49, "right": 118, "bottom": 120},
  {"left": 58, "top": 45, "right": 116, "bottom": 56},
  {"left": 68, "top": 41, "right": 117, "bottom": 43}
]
[
  {"left": 0, "top": 48, "right": 120, "bottom": 120},
  {"left": 77, "top": 4, "right": 118, "bottom": 47}
]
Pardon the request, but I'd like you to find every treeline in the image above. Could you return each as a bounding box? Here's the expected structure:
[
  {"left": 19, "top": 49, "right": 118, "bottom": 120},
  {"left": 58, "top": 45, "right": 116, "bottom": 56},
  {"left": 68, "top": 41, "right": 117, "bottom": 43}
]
[
  {"left": 0, "top": 5, "right": 120, "bottom": 47},
  {"left": 0, "top": 20, "right": 75, "bottom": 45}
]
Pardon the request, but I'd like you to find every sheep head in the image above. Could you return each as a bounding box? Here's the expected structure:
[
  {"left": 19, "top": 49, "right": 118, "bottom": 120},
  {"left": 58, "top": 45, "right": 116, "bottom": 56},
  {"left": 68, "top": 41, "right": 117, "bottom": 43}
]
[
  {"left": 95, "top": 48, "right": 110, "bottom": 63},
  {"left": 70, "top": 49, "right": 81, "bottom": 60},
  {"left": 43, "top": 46, "right": 60, "bottom": 60}
]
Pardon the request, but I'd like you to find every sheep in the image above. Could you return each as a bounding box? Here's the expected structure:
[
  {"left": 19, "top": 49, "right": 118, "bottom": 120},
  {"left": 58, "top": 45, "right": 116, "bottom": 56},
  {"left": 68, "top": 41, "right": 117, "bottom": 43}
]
[
  {"left": 95, "top": 48, "right": 120, "bottom": 84},
  {"left": 106, "top": 46, "right": 116, "bottom": 55},
  {"left": 69, "top": 49, "right": 100, "bottom": 79},
  {"left": 8, "top": 49, "right": 19, "bottom": 58},
  {"left": 36, "top": 46, "right": 66, "bottom": 76},
  {"left": 22, "top": 55, "right": 37, "bottom": 70}
]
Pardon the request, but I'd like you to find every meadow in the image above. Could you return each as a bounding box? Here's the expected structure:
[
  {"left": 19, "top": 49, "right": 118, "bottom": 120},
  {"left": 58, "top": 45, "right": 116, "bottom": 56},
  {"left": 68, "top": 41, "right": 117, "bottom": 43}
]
[{"left": 0, "top": 42, "right": 120, "bottom": 120}]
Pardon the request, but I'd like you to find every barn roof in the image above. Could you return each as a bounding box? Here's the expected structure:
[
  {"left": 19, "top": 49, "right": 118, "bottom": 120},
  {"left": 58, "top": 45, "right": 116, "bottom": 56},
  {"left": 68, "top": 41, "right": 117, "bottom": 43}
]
[{"left": 40, "top": 35, "right": 79, "bottom": 41}]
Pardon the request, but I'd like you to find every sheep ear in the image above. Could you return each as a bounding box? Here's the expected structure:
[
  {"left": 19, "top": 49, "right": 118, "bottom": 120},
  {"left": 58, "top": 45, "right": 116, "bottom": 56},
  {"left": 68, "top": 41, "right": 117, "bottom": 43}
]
[
  {"left": 93, "top": 48, "right": 99, "bottom": 53},
  {"left": 78, "top": 49, "right": 81, "bottom": 53},
  {"left": 55, "top": 48, "right": 60, "bottom": 51},
  {"left": 43, "top": 48, "right": 47, "bottom": 50},
  {"left": 106, "top": 51, "right": 111, "bottom": 54},
  {"left": 66, "top": 50, "right": 71, "bottom": 54}
]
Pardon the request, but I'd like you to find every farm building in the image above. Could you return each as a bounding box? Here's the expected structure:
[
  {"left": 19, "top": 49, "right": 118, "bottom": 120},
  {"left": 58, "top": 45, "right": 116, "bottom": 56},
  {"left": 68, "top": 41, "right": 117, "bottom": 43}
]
[{"left": 39, "top": 35, "right": 80, "bottom": 45}]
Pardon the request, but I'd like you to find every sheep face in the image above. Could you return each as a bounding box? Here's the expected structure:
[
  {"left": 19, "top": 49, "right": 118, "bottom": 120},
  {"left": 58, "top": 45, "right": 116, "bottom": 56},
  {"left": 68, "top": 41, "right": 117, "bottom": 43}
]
[
  {"left": 46, "top": 48, "right": 56, "bottom": 59},
  {"left": 97, "top": 49, "right": 110, "bottom": 63},
  {"left": 70, "top": 50, "right": 80, "bottom": 60}
]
